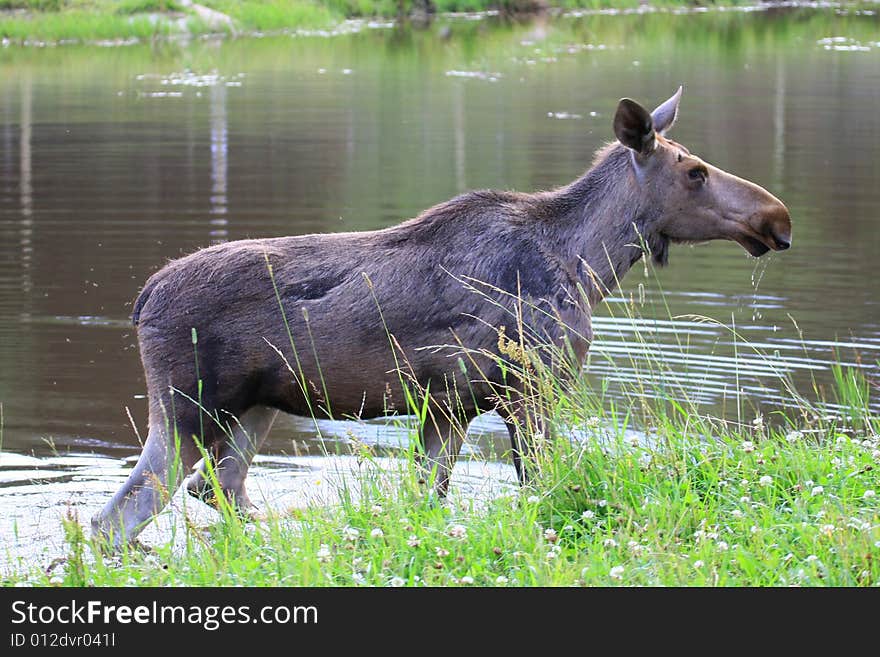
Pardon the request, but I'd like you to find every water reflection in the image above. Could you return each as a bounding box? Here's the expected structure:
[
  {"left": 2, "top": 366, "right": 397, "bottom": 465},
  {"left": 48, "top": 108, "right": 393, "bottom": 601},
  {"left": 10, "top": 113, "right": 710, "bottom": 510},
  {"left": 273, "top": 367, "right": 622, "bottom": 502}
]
[
  {"left": 453, "top": 81, "right": 466, "bottom": 193},
  {"left": 19, "top": 74, "right": 32, "bottom": 298},
  {"left": 0, "top": 7, "right": 877, "bottom": 460},
  {"left": 772, "top": 53, "right": 785, "bottom": 191},
  {"left": 209, "top": 81, "right": 228, "bottom": 243}
]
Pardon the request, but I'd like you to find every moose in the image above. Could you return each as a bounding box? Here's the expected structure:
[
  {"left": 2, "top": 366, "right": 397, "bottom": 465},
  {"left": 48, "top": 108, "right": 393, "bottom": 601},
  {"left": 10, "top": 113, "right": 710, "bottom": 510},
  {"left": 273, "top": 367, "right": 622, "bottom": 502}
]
[{"left": 93, "top": 88, "right": 791, "bottom": 546}]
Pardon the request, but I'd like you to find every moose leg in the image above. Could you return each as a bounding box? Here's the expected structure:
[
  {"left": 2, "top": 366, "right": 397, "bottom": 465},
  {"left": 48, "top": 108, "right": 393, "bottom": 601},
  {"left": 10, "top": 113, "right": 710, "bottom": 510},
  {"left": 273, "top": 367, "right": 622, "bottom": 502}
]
[
  {"left": 501, "top": 404, "right": 548, "bottom": 487},
  {"left": 418, "top": 415, "right": 466, "bottom": 497},
  {"left": 186, "top": 405, "right": 278, "bottom": 514},
  {"left": 91, "top": 414, "right": 202, "bottom": 548}
]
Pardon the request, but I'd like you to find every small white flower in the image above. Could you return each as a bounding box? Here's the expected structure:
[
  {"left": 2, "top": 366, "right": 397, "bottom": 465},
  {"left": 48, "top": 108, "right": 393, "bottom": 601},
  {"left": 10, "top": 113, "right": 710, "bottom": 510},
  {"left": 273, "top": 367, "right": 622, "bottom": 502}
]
[
  {"left": 370, "top": 504, "right": 383, "bottom": 515},
  {"left": 863, "top": 490, "right": 876, "bottom": 499},
  {"left": 786, "top": 430, "right": 804, "bottom": 442},
  {"left": 352, "top": 572, "right": 366, "bottom": 585},
  {"left": 316, "top": 544, "right": 332, "bottom": 563},
  {"left": 693, "top": 560, "right": 704, "bottom": 569},
  {"left": 872, "top": 450, "right": 880, "bottom": 461},
  {"left": 836, "top": 436, "right": 849, "bottom": 446},
  {"left": 343, "top": 525, "right": 360, "bottom": 541},
  {"left": 49, "top": 575, "right": 63, "bottom": 585},
  {"left": 805, "top": 480, "right": 815, "bottom": 487},
  {"left": 435, "top": 547, "right": 450, "bottom": 557},
  {"left": 609, "top": 565, "right": 624, "bottom": 580},
  {"left": 390, "top": 576, "right": 405, "bottom": 587},
  {"left": 739, "top": 496, "right": 751, "bottom": 504},
  {"left": 716, "top": 541, "right": 729, "bottom": 552},
  {"left": 581, "top": 510, "right": 595, "bottom": 520},
  {"left": 407, "top": 534, "right": 421, "bottom": 548},
  {"left": 731, "top": 509, "right": 744, "bottom": 518},
  {"left": 543, "top": 528, "right": 559, "bottom": 543},
  {"left": 527, "top": 495, "right": 540, "bottom": 504},
  {"left": 821, "top": 524, "right": 835, "bottom": 536},
  {"left": 459, "top": 576, "right": 474, "bottom": 585},
  {"left": 585, "top": 416, "right": 601, "bottom": 428},
  {"left": 598, "top": 499, "right": 608, "bottom": 508},
  {"left": 545, "top": 550, "right": 558, "bottom": 560},
  {"left": 603, "top": 538, "right": 618, "bottom": 548},
  {"left": 759, "top": 475, "right": 773, "bottom": 487},
  {"left": 495, "top": 575, "right": 509, "bottom": 585},
  {"left": 811, "top": 485, "right": 824, "bottom": 497},
  {"left": 448, "top": 524, "right": 468, "bottom": 540},
  {"left": 752, "top": 415, "right": 764, "bottom": 430},
  {"left": 805, "top": 554, "right": 819, "bottom": 563},
  {"left": 370, "top": 527, "right": 384, "bottom": 539},
  {"left": 352, "top": 557, "right": 363, "bottom": 568},
  {"left": 628, "top": 540, "right": 643, "bottom": 556},
  {"left": 742, "top": 441, "right": 756, "bottom": 453}
]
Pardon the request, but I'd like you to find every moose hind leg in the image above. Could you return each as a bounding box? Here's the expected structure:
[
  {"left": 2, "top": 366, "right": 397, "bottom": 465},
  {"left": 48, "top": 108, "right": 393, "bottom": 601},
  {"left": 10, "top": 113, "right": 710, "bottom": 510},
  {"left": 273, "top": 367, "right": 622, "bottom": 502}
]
[
  {"left": 418, "top": 415, "right": 467, "bottom": 497},
  {"left": 502, "top": 406, "right": 548, "bottom": 487},
  {"left": 186, "top": 405, "right": 278, "bottom": 514},
  {"left": 91, "top": 418, "right": 202, "bottom": 548}
]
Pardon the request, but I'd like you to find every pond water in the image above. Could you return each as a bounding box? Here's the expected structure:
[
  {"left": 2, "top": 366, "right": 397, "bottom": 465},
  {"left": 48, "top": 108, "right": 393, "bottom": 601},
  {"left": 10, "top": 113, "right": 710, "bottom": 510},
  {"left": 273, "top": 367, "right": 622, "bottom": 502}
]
[{"left": 0, "top": 5, "right": 879, "bottom": 563}]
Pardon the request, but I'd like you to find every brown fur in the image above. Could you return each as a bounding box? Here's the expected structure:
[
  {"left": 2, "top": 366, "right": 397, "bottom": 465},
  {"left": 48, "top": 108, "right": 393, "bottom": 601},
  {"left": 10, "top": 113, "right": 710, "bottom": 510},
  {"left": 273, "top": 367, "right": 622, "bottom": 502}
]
[{"left": 92, "top": 89, "right": 791, "bottom": 546}]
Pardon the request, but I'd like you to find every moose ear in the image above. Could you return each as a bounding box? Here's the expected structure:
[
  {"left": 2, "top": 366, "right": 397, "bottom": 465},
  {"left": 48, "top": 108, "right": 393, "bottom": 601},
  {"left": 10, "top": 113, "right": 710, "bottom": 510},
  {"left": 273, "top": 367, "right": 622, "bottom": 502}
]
[
  {"left": 613, "top": 98, "right": 655, "bottom": 156},
  {"left": 651, "top": 86, "right": 683, "bottom": 136}
]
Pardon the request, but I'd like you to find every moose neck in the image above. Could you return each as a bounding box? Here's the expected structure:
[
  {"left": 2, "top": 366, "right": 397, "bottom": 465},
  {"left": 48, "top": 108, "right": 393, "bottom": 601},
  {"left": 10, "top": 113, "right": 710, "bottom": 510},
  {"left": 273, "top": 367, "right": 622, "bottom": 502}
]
[{"left": 540, "top": 145, "right": 666, "bottom": 308}]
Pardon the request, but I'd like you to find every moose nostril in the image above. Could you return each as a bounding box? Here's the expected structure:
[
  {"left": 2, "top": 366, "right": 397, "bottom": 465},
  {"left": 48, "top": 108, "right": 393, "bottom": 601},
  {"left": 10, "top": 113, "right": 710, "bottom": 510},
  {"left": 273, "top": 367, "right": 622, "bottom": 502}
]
[{"left": 775, "top": 237, "right": 791, "bottom": 250}]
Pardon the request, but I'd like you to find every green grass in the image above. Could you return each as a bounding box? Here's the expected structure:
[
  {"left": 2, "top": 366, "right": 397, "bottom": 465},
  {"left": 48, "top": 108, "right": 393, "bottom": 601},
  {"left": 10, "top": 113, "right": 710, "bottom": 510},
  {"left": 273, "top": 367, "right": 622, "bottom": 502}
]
[
  {"left": 114, "top": 0, "right": 183, "bottom": 14},
  {"left": 201, "top": 0, "right": 340, "bottom": 31},
  {"left": 0, "top": 0, "right": 181, "bottom": 10},
  {"left": 8, "top": 0, "right": 870, "bottom": 45},
  {"left": 0, "top": 0, "right": 63, "bottom": 10},
  {"left": 0, "top": 0, "right": 338, "bottom": 44},
  {"left": 4, "top": 257, "right": 878, "bottom": 587},
  {"left": 13, "top": 396, "right": 879, "bottom": 587},
  {"left": 0, "top": 9, "right": 171, "bottom": 42}
]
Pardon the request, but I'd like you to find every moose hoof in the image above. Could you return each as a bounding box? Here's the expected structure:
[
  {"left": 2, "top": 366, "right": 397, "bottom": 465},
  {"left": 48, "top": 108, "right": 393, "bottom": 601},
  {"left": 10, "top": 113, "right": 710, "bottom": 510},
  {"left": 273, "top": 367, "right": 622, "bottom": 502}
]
[
  {"left": 185, "top": 475, "right": 259, "bottom": 521},
  {"left": 185, "top": 475, "right": 216, "bottom": 505}
]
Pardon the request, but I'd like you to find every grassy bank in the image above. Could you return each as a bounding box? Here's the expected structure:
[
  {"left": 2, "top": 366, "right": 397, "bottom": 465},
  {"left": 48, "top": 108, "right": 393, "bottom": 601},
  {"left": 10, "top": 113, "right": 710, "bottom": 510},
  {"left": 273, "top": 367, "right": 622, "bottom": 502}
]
[
  {"left": 9, "top": 383, "right": 879, "bottom": 586},
  {"left": 1, "top": 0, "right": 856, "bottom": 45},
  {"left": 4, "top": 284, "right": 878, "bottom": 586},
  {"left": 0, "top": 0, "right": 342, "bottom": 44}
]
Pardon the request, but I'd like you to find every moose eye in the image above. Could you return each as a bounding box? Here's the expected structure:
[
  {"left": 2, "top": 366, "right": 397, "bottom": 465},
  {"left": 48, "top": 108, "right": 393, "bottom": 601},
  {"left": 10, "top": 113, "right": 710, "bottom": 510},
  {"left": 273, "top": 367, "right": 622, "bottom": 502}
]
[{"left": 688, "top": 167, "right": 707, "bottom": 183}]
